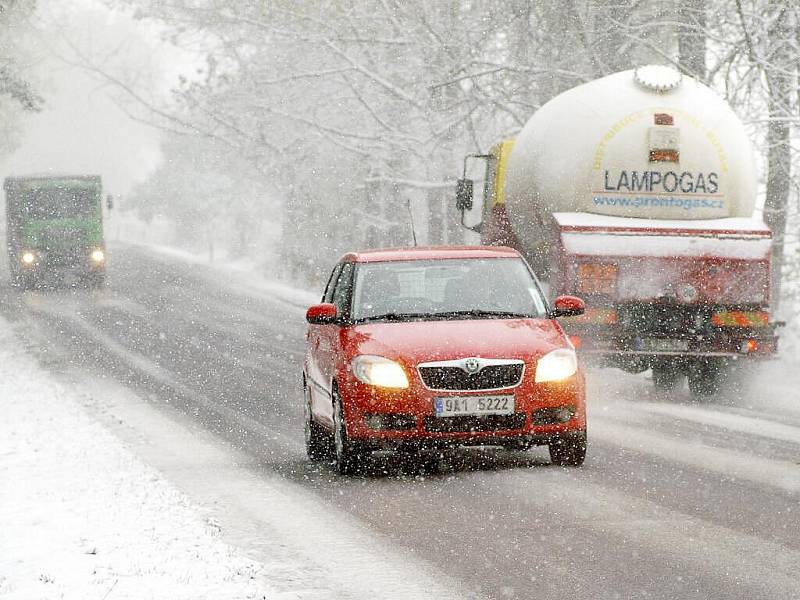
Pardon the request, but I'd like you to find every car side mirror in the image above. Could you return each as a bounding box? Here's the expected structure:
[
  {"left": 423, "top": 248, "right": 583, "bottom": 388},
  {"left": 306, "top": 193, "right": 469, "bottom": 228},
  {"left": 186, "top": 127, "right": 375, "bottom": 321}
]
[
  {"left": 106, "top": 194, "right": 114, "bottom": 210},
  {"left": 455, "top": 179, "right": 474, "bottom": 211},
  {"left": 550, "top": 295, "right": 585, "bottom": 318},
  {"left": 306, "top": 303, "right": 338, "bottom": 324}
]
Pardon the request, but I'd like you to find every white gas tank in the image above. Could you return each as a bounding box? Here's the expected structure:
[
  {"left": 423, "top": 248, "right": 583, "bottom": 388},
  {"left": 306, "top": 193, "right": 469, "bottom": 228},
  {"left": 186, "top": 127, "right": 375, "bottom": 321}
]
[{"left": 504, "top": 66, "right": 757, "bottom": 251}]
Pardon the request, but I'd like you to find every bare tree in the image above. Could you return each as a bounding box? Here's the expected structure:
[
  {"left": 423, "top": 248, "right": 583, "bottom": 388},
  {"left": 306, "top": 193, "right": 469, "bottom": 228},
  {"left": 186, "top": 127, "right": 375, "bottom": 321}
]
[{"left": 677, "top": 0, "right": 707, "bottom": 80}]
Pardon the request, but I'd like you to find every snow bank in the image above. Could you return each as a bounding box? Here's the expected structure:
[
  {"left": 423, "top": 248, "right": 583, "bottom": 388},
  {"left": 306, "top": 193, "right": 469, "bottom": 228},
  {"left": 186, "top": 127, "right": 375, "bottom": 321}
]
[{"left": 0, "top": 317, "right": 271, "bottom": 599}]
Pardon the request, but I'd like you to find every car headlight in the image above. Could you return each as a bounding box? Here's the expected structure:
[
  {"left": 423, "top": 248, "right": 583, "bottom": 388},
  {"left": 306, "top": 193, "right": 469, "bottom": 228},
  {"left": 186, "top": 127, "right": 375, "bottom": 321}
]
[
  {"left": 21, "top": 251, "right": 36, "bottom": 265},
  {"left": 351, "top": 355, "right": 409, "bottom": 389},
  {"left": 535, "top": 348, "right": 578, "bottom": 383},
  {"left": 90, "top": 249, "right": 105, "bottom": 263}
]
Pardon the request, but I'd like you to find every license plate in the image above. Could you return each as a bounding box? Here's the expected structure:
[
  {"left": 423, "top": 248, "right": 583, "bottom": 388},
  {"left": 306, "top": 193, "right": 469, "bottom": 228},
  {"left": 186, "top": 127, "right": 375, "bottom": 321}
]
[
  {"left": 434, "top": 395, "right": 515, "bottom": 417},
  {"left": 638, "top": 338, "right": 689, "bottom": 352}
]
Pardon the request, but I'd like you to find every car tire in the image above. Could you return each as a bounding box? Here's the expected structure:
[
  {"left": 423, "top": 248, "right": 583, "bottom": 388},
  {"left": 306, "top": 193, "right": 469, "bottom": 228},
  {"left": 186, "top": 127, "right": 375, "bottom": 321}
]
[
  {"left": 332, "top": 386, "right": 361, "bottom": 476},
  {"left": 304, "top": 382, "right": 332, "bottom": 461},
  {"left": 549, "top": 431, "right": 587, "bottom": 467},
  {"left": 652, "top": 364, "right": 682, "bottom": 391}
]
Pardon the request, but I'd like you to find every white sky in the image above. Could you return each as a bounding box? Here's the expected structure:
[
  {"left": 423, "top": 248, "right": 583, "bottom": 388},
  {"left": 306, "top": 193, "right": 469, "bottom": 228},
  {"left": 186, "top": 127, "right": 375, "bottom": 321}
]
[{"left": 1, "top": 0, "right": 196, "bottom": 196}]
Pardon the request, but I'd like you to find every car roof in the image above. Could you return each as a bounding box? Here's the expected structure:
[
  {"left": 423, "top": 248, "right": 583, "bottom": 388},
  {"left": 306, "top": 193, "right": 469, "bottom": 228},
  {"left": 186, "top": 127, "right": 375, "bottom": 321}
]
[{"left": 341, "top": 246, "right": 522, "bottom": 263}]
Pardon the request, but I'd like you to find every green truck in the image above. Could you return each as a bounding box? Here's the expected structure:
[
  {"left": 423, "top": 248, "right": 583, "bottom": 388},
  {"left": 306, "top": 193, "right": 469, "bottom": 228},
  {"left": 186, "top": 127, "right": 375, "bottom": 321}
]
[{"left": 4, "top": 174, "right": 108, "bottom": 289}]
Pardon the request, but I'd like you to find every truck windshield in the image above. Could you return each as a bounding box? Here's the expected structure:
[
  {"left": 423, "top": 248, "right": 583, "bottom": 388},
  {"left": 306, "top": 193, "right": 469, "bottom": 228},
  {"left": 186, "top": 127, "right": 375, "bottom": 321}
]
[
  {"left": 21, "top": 187, "right": 97, "bottom": 219},
  {"left": 351, "top": 257, "right": 547, "bottom": 322}
]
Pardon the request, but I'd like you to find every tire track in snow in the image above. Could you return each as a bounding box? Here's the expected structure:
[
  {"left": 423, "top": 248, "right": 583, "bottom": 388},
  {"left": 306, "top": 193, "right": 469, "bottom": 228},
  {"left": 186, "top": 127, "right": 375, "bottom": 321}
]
[
  {"left": 590, "top": 415, "right": 800, "bottom": 494},
  {"left": 501, "top": 470, "right": 800, "bottom": 599},
  {"left": 25, "top": 298, "right": 304, "bottom": 456}
]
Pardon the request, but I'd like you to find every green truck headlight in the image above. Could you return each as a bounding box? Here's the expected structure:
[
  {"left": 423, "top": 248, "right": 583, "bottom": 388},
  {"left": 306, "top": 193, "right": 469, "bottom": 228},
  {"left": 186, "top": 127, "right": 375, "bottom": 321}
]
[
  {"left": 21, "top": 251, "right": 36, "bottom": 265},
  {"left": 90, "top": 249, "right": 105, "bottom": 263}
]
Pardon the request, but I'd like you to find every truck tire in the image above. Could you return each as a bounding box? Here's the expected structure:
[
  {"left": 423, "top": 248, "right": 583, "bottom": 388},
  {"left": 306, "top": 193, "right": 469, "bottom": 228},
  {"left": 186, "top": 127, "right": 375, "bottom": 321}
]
[
  {"left": 652, "top": 364, "right": 682, "bottom": 391},
  {"left": 549, "top": 431, "right": 587, "bottom": 467},
  {"left": 89, "top": 272, "right": 106, "bottom": 289},
  {"left": 15, "top": 273, "right": 35, "bottom": 291},
  {"left": 688, "top": 360, "right": 720, "bottom": 399}
]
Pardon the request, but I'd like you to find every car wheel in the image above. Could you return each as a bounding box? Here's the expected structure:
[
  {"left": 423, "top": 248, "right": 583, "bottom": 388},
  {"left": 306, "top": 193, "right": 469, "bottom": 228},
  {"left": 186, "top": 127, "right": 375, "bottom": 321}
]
[
  {"left": 332, "top": 387, "right": 361, "bottom": 476},
  {"left": 652, "top": 364, "right": 682, "bottom": 391},
  {"left": 549, "top": 431, "right": 587, "bottom": 467},
  {"left": 304, "top": 382, "right": 332, "bottom": 461}
]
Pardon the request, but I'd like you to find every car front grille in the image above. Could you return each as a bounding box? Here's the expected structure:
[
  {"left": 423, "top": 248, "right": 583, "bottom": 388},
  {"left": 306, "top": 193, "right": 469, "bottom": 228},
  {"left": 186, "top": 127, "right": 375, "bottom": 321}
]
[
  {"left": 418, "top": 363, "right": 524, "bottom": 391},
  {"left": 424, "top": 413, "right": 527, "bottom": 433}
]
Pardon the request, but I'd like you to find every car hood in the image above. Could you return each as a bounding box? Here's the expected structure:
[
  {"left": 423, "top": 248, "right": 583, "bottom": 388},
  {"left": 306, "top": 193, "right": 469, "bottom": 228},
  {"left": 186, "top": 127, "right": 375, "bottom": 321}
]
[{"left": 342, "top": 318, "right": 567, "bottom": 364}]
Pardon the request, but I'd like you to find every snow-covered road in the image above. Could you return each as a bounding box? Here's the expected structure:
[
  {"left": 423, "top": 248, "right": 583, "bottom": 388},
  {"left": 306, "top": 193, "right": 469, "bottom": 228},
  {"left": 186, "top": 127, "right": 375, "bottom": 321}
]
[{"left": 2, "top": 242, "right": 799, "bottom": 600}]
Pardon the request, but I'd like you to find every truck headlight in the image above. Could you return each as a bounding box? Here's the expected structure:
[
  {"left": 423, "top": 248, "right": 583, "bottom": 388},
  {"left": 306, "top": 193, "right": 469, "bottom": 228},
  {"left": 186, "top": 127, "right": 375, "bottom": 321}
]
[
  {"left": 90, "top": 249, "right": 105, "bottom": 263},
  {"left": 21, "top": 251, "right": 36, "bottom": 265},
  {"left": 535, "top": 348, "right": 578, "bottom": 383},
  {"left": 352, "top": 355, "right": 409, "bottom": 389}
]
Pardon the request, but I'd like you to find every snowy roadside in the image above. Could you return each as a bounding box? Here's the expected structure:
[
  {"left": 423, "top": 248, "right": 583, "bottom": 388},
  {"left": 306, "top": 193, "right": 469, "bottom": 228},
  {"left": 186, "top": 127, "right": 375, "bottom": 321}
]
[{"left": 0, "top": 316, "right": 272, "bottom": 600}]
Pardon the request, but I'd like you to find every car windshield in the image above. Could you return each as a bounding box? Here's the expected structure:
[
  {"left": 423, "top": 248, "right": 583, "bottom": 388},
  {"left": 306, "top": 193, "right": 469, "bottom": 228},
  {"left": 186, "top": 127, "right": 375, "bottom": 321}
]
[
  {"left": 351, "top": 257, "right": 547, "bottom": 322},
  {"left": 22, "top": 187, "right": 97, "bottom": 219}
]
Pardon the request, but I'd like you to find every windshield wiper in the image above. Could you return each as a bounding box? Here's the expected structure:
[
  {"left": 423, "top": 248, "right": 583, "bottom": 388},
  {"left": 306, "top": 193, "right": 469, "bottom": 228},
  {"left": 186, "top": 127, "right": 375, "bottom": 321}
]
[
  {"left": 353, "top": 309, "right": 536, "bottom": 324},
  {"left": 352, "top": 312, "right": 427, "bottom": 323},
  {"left": 431, "top": 309, "right": 536, "bottom": 319}
]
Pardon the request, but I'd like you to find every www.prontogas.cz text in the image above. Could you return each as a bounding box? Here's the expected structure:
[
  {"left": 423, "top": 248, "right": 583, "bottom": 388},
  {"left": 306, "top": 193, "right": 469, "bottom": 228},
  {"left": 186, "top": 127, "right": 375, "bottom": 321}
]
[{"left": 592, "top": 195, "right": 725, "bottom": 210}]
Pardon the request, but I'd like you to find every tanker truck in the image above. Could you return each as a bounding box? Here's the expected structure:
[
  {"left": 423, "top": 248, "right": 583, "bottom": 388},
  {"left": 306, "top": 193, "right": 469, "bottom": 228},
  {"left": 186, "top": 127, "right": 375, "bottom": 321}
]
[{"left": 455, "top": 65, "right": 780, "bottom": 398}]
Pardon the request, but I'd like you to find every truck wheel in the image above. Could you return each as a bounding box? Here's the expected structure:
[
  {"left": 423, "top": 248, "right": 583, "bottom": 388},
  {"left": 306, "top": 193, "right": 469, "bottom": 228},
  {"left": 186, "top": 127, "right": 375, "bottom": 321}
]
[
  {"left": 688, "top": 361, "right": 720, "bottom": 399},
  {"left": 549, "top": 431, "right": 587, "bottom": 467},
  {"left": 84, "top": 273, "right": 106, "bottom": 289},
  {"left": 304, "top": 383, "right": 332, "bottom": 461},
  {"left": 15, "top": 273, "right": 35, "bottom": 291},
  {"left": 652, "top": 364, "right": 682, "bottom": 391},
  {"left": 332, "top": 387, "right": 362, "bottom": 475}
]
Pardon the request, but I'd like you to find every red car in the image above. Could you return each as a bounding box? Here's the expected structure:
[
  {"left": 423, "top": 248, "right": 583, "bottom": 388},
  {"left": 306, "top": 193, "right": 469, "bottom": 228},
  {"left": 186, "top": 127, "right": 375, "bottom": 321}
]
[{"left": 303, "top": 246, "right": 587, "bottom": 474}]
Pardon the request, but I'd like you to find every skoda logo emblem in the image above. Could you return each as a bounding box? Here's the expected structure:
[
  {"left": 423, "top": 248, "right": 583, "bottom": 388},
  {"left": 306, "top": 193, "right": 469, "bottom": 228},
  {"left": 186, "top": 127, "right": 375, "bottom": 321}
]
[{"left": 463, "top": 358, "right": 481, "bottom": 374}]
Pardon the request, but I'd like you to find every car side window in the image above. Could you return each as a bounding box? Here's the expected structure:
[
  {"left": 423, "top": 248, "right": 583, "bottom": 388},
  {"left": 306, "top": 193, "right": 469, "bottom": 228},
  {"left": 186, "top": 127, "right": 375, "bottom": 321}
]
[
  {"left": 331, "top": 262, "right": 354, "bottom": 317},
  {"left": 323, "top": 264, "right": 343, "bottom": 303}
]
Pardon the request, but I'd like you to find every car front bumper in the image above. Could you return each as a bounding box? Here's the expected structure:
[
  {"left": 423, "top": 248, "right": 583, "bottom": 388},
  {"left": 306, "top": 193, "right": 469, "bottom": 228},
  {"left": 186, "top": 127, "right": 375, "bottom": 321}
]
[{"left": 338, "top": 370, "right": 587, "bottom": 447}]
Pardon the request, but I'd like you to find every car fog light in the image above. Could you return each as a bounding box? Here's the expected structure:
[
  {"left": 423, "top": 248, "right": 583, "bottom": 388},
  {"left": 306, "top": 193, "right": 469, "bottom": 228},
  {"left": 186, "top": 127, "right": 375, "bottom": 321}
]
[
  {"left": 555, "top": 407, "right": 574, "bottom": 422},
  {"left": 352, "top": 355, "right": 409, "bottom": 389},
  {"left": 365, "top": 414, "right": 384, "bottom": 429},
  {"left": 535, "top": 348, "right": 578, "bottom": 383},
  {"left": 21, "top": 251, "right": 35, "bottom": 265},
  {"left": 90, "top": 249, "right": 105, "bottom": 263},
  {"left": 364, "top": 413, "right": 416, "bottom": 430},
  {"left": 533, "top": 406, "right": 576, "bottom": 425}
]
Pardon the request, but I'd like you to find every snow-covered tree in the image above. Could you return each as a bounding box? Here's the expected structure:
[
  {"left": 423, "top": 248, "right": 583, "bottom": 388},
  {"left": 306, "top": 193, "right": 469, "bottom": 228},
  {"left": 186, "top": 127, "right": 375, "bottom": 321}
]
[{"left": 0, "top": 0, "right": 42, "bottom": 157}]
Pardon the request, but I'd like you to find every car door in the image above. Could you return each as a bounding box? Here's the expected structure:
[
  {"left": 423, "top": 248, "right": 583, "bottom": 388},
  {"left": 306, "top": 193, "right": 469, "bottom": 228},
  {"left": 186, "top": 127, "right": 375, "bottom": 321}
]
[
  {"left": 314, "top": 262, "right": 354, "bottom": 426},
  {"left": 307, "top": 263, "right": 341, "bottom": 421}
]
